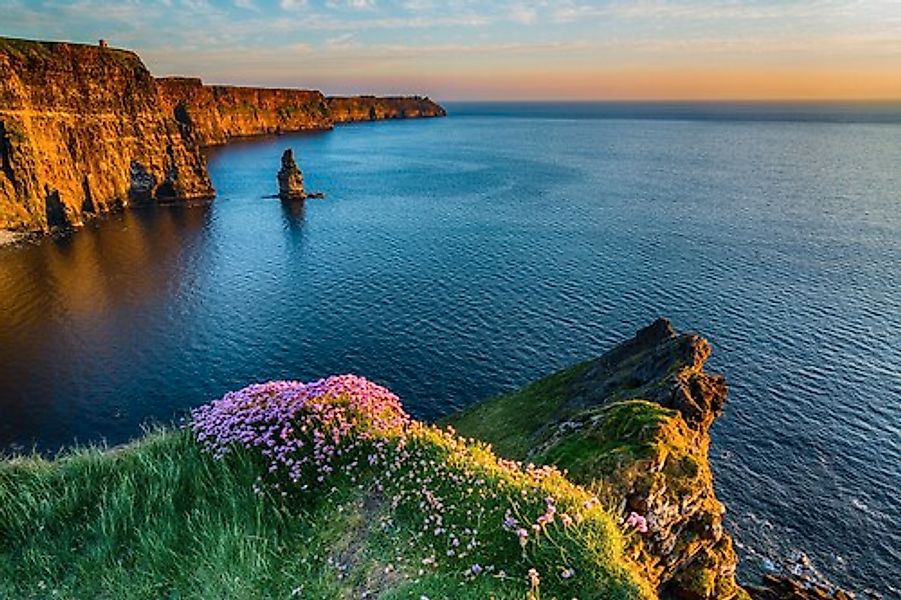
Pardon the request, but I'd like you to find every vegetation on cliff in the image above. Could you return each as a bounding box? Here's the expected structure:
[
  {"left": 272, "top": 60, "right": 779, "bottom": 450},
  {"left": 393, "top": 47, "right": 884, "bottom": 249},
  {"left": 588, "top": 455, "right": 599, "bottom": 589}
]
[
  {"left": 0, "top": 321, "right": 749, "bottom": 599},
  {"left": 1, "top": 377, "right": 651, "bottom": 599},
  {"left": 449, "top": 319, "right": 747, "bottom": 600}
]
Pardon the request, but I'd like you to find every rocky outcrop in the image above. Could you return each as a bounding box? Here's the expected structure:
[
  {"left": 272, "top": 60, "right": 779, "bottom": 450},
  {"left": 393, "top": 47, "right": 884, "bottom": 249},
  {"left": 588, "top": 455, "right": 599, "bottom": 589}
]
[
  {"left": 0, "top": 37, "right": 213, "bottom": 232},
  {"left": 540, "top": 319, "right": 744, "bottom": 599},
  {"left": 449, "top": 319, "right": 748, "bottom": 599},
  {"left": 277, "top": 149, "right": 305, "bottom": 200},
  {"left": 748, "top": 575, "right": 854, "bottom": 600},
  {"left": 0, "top": 37, "right": 446, "bottom": 233}
]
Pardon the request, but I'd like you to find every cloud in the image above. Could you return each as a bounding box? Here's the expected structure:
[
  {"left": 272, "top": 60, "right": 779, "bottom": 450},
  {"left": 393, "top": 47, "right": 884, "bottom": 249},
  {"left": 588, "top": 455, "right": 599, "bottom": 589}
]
[{"left": 280, "top": 0, "right": 308, "bottom": 10}]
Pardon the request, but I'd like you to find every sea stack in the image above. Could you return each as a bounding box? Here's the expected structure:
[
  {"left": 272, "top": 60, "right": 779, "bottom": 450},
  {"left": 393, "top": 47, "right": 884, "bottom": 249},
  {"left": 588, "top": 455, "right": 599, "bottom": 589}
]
[{"left": 277, "top": 149, "right": 305, "bottom": 200}]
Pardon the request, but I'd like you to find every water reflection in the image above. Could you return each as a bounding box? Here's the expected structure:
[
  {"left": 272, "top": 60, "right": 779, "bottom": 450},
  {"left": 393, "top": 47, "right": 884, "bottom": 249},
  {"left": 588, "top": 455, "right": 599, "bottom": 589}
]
[
  {"left": 0, "top": 203, "right": 212, "bottom": 452},
  {"left": 281, "top": 198, "right": 307, "bottom": 232}
]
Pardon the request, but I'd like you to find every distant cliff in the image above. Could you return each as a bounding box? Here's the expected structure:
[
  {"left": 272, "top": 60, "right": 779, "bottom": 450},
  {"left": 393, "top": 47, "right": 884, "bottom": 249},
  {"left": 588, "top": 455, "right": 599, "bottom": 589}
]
[
  {"left": 156, "top": 77, "right": 330, "bottom": 147},
  {"left": 157, "top": 78, "right": 445, "bottom": 147},
  {"left": 0, "top": 37, "right": 445, "bottom": 233},
  {"left": 327, "top": 95, "right": 447, "bottom": 123}
]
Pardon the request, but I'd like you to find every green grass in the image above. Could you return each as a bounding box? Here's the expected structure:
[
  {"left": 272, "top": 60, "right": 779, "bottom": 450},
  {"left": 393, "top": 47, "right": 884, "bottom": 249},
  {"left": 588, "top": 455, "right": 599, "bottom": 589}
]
[
  {"left": 0, "top": 357, "right": 719, "bottom": 599},
  {"left": 445, "top": 361, "right": 593, "bottom": 459},
  {"left": 0, "top": 421, "right": 653, "bottom": 599},
  {"left": 0, "top": 36, "right": 143, "bottom": 70}
]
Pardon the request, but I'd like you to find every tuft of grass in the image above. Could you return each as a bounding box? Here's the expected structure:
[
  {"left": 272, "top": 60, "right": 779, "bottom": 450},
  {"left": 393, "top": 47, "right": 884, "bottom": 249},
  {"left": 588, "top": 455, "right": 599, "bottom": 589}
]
[{"left": 0, "top": 429, "right": 332, "bottom": 599}]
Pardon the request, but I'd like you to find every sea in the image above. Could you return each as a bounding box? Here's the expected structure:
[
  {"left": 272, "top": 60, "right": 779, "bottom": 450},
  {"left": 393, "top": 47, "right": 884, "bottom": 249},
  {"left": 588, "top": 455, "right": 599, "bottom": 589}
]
[{"left": 1, "top": 102, "right": 899, "bottom": 594}]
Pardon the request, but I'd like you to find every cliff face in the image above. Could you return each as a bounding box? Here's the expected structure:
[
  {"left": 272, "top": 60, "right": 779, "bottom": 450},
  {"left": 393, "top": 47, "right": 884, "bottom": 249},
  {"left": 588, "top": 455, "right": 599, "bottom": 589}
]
[
  {"left": 327, "top": 95, "right": 447, "bottom": 123},
  {"left": 0, "top": 38, "right": 213, "bottom": 232},
  {"left": 156, "top": 78, "right": 330, "bottom": 147},
  {"left": 155, "top": 79, "right": 446, "bottom": 146},
  {"left": 0, "top": 37, "right": 446, "bottom": 234},
  {"left": 449, "top": 319, "right": 747, "bottom": 600}
]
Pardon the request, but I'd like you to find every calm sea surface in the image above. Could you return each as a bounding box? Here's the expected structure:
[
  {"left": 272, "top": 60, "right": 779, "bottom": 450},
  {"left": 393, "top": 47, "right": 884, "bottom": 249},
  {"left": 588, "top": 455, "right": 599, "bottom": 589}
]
[{"left": 1, "top": 102, "right": 899, "bottom": 593}]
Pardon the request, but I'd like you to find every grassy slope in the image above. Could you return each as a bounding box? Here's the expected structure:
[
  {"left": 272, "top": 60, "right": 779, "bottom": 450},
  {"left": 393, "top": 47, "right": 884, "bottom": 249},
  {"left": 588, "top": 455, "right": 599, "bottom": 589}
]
[
  {"left": 0, "top": 422, "right": 652, "bottom": 599},
  {"left": 448, "top": 362, "right": 749, "bottom": 600},
  {"left": 444, "top": 361, "right": 594, "bottom": 460},
  {"left": 446, "top": 364, "right": 693, "bottom": 486}
]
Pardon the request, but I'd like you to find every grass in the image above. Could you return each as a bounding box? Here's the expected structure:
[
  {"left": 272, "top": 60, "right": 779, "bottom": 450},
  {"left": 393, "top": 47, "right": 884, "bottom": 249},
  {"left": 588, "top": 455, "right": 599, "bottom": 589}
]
[
  {"left": 444, "top": 361, "right": 593, "bottom": 459},
  {"left": 0, "top": 396, "right": 654, "bottom": 599},
  {"left": 445, "top": 366, "right": 702, "bottom": 494},
  {"left": 0, "top": 36, "right": 144, "bottom": 71}
]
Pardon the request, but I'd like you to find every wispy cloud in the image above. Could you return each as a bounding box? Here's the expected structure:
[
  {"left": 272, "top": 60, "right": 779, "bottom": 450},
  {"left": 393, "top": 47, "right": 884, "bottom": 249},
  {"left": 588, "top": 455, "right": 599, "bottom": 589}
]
[{"left": 2, "top": 0, "right": 900, "bottom": 99}]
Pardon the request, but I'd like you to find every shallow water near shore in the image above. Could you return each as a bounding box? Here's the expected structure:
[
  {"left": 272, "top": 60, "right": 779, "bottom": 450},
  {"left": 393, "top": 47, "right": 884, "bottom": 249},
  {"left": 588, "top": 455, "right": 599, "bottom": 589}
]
[{"left": 1, "top": 103, "right": 899, "bottom": 593}]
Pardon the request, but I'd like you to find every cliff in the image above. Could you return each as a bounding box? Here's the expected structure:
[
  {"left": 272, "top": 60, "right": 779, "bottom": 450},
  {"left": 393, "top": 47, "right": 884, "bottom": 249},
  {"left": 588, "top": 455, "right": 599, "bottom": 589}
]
[
  {"left": 0, "top": 321, "right": 850, "bottom": 598},
  {"left": 156, "top": 77, "right": 330, "bottom": 146},
  {"left": 327, "top": 95, "right": 448, "bottom": 123},
  {"left": 156, "top": 78, "right": 446, "bottom": 146},
  {"left": 0, "top": 38, "right": 213, "bottom": 232},
  {"left": 449, "top": 319, "right": 747, "bottom": 600},
  {"left": 0, "top": 37, "right": 446, "bottom": 233}
]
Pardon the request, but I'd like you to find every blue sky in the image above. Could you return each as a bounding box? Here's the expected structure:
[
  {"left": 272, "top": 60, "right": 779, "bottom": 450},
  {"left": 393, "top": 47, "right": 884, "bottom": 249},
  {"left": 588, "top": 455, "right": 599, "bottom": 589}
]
[{"left": 3, "top": 0, "right": 901, "bottom": 99}]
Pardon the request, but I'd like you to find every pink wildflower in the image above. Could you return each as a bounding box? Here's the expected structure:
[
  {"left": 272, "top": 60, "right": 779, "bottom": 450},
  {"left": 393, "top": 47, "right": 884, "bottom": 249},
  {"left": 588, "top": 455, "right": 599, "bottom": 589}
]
[{"left": 626, "top": 511, "right": 649, "bottom": 533}]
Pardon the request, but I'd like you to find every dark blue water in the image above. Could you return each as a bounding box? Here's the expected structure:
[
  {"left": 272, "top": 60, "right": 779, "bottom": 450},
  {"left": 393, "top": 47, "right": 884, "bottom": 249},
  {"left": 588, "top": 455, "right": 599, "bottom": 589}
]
[{"left": 1, "top": 103, "right": 899, "bottom": 594}]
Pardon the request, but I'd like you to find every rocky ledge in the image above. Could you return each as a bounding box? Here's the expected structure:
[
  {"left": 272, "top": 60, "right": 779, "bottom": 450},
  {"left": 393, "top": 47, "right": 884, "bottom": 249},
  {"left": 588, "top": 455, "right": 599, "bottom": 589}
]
[
  {"left": 0, "top": 37, "right": 445, "bottom": 233},
  {"left": 450, "top": 319, "right": 853, "bottom": 599}
]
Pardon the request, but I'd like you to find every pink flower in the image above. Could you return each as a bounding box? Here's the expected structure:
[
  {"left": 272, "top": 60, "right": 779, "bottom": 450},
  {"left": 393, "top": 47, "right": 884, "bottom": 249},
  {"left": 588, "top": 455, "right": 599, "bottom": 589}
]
[
  {"left": 528, "top": 568, "right": 540, "bottom": 588},
  {"left": 626, "top": 511, "right": 649, "bottom": 533},
  {"left": 516, "top": 528, "right": 529, "bottom": 546}
]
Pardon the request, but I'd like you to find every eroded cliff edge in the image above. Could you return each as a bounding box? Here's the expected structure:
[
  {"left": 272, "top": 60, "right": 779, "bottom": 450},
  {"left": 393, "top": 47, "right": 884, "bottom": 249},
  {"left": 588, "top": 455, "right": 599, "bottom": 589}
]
[
  {"left": 449, "top": 319, "right": 748, "bottom": 599},
  {"left": 0, "top": 37, "right": 445, "bottom": 233}
]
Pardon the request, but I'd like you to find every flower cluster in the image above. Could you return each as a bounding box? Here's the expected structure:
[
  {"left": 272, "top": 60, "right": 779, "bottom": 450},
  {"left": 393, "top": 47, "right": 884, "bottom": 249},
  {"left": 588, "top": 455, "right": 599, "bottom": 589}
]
[
  {"left": 626, "top": 511, "right": 649, "bottom": 533},
  {"left": 190, "top": 375, "right": 645, "bottom": 597},
  {"left": 191, "top": 375, "right": 410, "bottom": 493}
]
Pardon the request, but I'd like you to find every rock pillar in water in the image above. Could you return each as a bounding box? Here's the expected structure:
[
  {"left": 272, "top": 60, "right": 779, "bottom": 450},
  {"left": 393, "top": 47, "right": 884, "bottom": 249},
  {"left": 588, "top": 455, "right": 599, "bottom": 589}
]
[{"left": 277, "top": 149, "right": 305, "bottom": 200}]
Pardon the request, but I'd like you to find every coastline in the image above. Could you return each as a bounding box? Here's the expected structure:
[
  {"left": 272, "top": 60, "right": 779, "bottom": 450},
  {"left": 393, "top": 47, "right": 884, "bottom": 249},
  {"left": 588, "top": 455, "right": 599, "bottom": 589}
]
[
  {"left": 0, "top": 36, "right": 445, "bottom": 236},
  {"left": 0, "top": 321, "right": 852, "bottom": 599}
]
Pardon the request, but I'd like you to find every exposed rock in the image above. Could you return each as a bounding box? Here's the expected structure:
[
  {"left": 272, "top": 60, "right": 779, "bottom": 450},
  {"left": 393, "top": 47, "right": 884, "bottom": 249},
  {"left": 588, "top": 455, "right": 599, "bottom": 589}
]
[
  {"left": 747, "top": 575, "right": 855, "bottom": 600},
  {"left": 451, "top": 319, "right": 748, "bottom": 599},
  {"left": 0, "top": 36, "right": 446, "bottom": 234},
  {"left": 0, "top": 37, "right": 214, "bottom": 232},
  {"left": 747, "top": 552, "right": 859, "bottom": 600},
  {"left": 277, "top": 149, "right": 305, "bottom": 200},
  {"left": 546, "top": 319, "right": 744, "bottom": 599},
  {"left": 155, "top": 81, "right": 445, "bottom": 148},
  {"left": 326, "top": 95, "right": 447, "bottom": 123},
  {"left": 156, "top": 78, "right": 330, "bottom": 147},
  {"left": 565, "top": 318, "right": 727, "bottom": 431}
]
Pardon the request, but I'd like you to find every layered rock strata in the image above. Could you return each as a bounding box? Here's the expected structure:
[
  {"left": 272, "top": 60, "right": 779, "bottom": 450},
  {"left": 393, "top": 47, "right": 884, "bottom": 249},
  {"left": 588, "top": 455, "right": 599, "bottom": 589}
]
[{"left": 0, "top": 38, "right": 213, "bottom": 232}]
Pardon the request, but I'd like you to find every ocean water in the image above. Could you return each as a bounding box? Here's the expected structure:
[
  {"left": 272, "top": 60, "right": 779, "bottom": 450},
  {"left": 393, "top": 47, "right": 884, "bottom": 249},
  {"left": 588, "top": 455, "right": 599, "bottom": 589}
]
[{"left": 1, "top": 102, "right": 899, "bottom": 594}]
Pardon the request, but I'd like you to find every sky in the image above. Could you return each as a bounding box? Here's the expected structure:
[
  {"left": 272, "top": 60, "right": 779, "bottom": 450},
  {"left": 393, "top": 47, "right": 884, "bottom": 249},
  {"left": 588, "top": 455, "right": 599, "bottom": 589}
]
[{"left": 3, "top": 0, "right": 901, "bottom": 100}]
